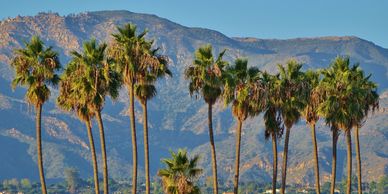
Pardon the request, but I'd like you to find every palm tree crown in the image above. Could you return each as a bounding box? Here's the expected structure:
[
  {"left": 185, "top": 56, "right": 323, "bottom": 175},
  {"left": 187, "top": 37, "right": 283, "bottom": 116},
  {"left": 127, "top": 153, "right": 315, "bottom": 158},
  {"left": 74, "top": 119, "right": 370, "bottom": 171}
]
[
  {"left": 109, "top": 23, "right": 157, "bottom": 86},
  {"left": 185, "top": 44, "right": 227, "bottom": 105},
  {"left": 158, "top": 149, "right": 203, "bottom": 194},
  {"left": 223, "top": 58, "right": 262, "bottom": 120},
  {"left": 277, "top": 60, "right": 308, "bottom": 129},
  {"left": 58, "top": 38, "right": 121, "bottom": 118},
  {"left": 11, "top": 36, "right": 61, "bottom": 106}
]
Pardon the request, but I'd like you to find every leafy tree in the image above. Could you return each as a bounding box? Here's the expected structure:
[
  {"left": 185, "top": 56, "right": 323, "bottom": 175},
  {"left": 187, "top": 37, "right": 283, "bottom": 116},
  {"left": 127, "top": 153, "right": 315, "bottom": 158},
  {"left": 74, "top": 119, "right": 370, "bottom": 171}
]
[
  {"left": 376, "top": 172, "right": 388, "bottom": 192},
  {"left": 20, "top": 178, "right": 32, "bottom": 191},
  {"left": 109, "top": 23, "right": 154, "bottom": 193},
  {"left": 6, "top": 178, "right": 20, "bottom": 191},
  {"left": 10, "top": 36, "right": 61, "bottom": 194},
  {"left": 158, "top": 149, "right": 203, "bottom": 194},
  {"left": 321, "top": 182, "right": 331, "bottom": 193},
  {"left": 64, "top": 168, "right": 81, "bottom": 194},
  {"left": 369, "top": 181, "right": 377, "bottom": 194},
  {"left": 135, "top": 47, "right": 171, "bottom": 194},
  {"left": 223, "top": 58, "right": 262, "bottom": 194},
  {"left": 277, "top": 60, "right": 308, "bottom": 194},
  {"left": 185, "top": 44, "right": 227, "bottom": 194}
]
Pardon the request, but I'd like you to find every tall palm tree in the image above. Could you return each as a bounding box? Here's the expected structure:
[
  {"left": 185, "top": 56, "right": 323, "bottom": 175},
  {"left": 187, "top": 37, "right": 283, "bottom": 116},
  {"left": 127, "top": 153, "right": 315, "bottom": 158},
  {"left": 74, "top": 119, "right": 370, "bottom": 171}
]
[
  {"left": 261, "top": 72, "right": 283, "bottom": 194},
  {"left": 223, "top": 58, "right": 261, "bottom": 194},
  {"left": 68, "top": 39, "right": 122, "bottom": 194},
  {"left": 135, "top": 48, "right": 171, "bottom": 194},
  {"left": 348, "top": 66, "right": 379, "bottom": 194},
  {"left": 184, "top": 44, "right": 227, "bottom": 194},
  {"left": 301, "top": 70, "right": 322, "bottom": 194},
  {"left": 109, "top": 23, "right": 153, "bottom": 193},
  {"left": 277, "top": 60, "right": 308, "bottom": 194},
  {"left": 10, "top": 36, "right": 61, "bottom": 194},
  {"left": 158, "top": 149, "right": 203, "bottom": 194},
  {"left": 318, "top": 56, "right": 358, "bottom": 194},
  {"left": 57, "top": 60, "right": 100, "bottom": 194}
]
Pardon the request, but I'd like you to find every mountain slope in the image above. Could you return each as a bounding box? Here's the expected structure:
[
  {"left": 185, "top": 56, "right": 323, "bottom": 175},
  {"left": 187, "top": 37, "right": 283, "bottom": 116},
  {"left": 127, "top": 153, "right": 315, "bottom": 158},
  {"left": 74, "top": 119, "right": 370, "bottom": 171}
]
[{"left": 0, "top": 10, "right": 387, "bottom": 185}]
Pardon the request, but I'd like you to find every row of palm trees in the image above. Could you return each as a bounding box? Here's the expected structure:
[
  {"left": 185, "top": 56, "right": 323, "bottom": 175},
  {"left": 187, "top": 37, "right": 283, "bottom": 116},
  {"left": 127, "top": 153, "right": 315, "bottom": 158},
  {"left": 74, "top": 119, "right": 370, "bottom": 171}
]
[
  {"left": 10, "top": 24, "right": 170, "bottom": 194},
  {"left": 10, "top": 22, "right": 378, "bottom": 194},
  {"left": 185, "top": 45, "right": 379, "bottom": 194}
]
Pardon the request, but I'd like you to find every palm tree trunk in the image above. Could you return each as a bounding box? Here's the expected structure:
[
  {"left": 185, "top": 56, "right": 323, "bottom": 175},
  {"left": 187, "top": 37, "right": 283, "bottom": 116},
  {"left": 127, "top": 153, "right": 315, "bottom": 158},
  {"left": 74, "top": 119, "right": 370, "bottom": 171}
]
[
  {"left": 330, "top": 129, "right": 338, "bottom": 194},
  {"left": 346, "top": 129, "right": 352, "bottom": 194},
  {"left": 281, "top": 126, "right": 291, "bottom": 194},
  {"left": 208, "top": 103, "right": 219, "bottom": 194},
  {"left": 35, "top": 104, "right": 47, "bottom": 194},
  {"left": 355, "top": 126, "right": 362, "bottom": 194},
  {"left": 128, "top": 83, "right": 138, "bottom": 194},
  {"left": 142, "top": 100, "right": 150, "bottom": 194},
  {"left": 311, "top": 123, "right": 321, "bottom": 194},
  {"left": 272, "top": 133, "right": 278, "bottom": 194},
  {"left": 96, "top": 111, "right": 109, "bottom": 194},
  {"left": 86, "top": 118, "right": 100, "bottom": 194},
  {"left": 233, "top": 119, "right": 243, "bottom": 194}
]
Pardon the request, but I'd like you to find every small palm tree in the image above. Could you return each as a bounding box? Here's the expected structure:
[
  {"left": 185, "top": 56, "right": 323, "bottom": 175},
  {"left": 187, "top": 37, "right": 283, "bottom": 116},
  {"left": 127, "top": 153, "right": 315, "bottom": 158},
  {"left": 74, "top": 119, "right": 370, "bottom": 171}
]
[
  {"left": 158, "top": 149, "right": 203, "bottom": 194},
  {"left": 301, "top": 70, "right": 322, "bottom": 194},
  {"left": 135, "top": 47, "right": 171, "bottom": 194},
  {"left": 10, "top": 36, "right": 61, "bottom": 194},
  {"left": 277, "top": 60, "right": 308, "bottom": 194},
  {"left": 67, "top": 39, "right": 121, "bottom": 194},
  {"left": 109, "top": 23, "right": 153, "bottom": 194},
  {"left": 223, "top": 58, "right": 261, "bottom": 194},
  {"left": 185, "top": 44, "right": 227, "bottom": 194},
  {"left": 57, "top": 60, "right": 100, "bottom": 194}
]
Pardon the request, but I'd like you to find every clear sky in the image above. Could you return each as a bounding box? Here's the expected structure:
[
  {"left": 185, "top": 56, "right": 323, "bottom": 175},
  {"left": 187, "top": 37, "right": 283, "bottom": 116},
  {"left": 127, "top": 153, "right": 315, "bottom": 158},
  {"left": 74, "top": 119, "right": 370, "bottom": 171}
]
[{"left": 1, "top": 0, "right": 387, "bottom": 48}]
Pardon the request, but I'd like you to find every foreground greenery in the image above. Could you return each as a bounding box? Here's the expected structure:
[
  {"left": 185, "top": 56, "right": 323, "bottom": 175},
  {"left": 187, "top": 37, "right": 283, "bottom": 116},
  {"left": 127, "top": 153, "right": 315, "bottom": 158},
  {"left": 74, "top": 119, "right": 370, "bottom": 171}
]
[{"left": 1, "top": 174, "right": 388, "bottom": 194}]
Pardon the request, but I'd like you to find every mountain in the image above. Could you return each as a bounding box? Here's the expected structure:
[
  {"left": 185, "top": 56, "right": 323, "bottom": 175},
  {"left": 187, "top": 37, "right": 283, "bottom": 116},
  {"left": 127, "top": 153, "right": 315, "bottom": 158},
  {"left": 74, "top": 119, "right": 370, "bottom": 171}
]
[{"left": 0, "top": 10, "right": 387, "bottom": 185}]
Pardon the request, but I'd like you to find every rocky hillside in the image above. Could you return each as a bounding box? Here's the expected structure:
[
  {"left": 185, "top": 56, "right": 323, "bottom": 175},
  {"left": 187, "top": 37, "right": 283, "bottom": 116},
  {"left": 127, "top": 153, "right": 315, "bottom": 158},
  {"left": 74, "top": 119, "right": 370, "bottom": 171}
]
[{"left": 0, "top": 10, "right": 387, "bottom": 185}]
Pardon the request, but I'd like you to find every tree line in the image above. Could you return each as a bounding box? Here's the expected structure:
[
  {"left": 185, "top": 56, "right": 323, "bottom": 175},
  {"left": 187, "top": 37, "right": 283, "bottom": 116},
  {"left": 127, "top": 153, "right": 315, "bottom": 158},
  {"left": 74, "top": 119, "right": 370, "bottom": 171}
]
[
  {"left": 9, "top": 23, "right": 379, "bottom": 194},
  {"left": 2, "top": 174, "right": 388, "bottom": 193}
]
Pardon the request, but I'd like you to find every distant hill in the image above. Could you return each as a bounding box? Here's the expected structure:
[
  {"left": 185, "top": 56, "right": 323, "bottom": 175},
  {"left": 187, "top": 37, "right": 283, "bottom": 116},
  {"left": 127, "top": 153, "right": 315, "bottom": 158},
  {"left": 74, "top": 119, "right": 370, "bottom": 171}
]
[{"left": 0, "top": 10, "right": 387, "bottom": 185}]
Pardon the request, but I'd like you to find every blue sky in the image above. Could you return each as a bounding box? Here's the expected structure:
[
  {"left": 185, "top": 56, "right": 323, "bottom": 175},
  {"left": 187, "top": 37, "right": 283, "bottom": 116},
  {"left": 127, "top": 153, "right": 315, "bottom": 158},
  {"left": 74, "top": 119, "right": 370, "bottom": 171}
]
[{"left": 1, "top": 0, "right": 387, "bottom": 48}]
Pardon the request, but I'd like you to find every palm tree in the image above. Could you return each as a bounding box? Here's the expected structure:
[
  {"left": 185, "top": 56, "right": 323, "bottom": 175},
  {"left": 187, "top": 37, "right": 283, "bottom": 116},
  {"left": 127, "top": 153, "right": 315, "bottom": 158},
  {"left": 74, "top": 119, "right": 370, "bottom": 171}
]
[
  {"left": 261, "top": 72, "right": 283, "bottom": 194},
  {"left": 223, "top": 58, "right": 261, "bottom": 194},
  {"left": 158, "top": 149, "right": 203, "bottom": 194},
  {"left": 67, "top": 39, "right": 121, "bottom": 194},
  {"left": 184, "top": 44, "right": 227, "bottom": 194},
  {"left": 277, "top": 60, "right": 308, "bottom": 194},
  {"left": 349, "top": 66, "right": 379, "bottom": 194},
  {"left": 109, "top": 23, "right": 153, "bottom": 193},
  {"left": 301, "top": 70, "right": 322, "bottom": 194},
  {"left": 10, "top": 36, "right": 61, "bottom": 194},
  {"left": 57, "top": 60, "right": 100, "bottom": 194},
  {"left": 135, "top": 48, "right": 171, "bottom": 194},
  {"left": 318, "top": 56, "right": 358, "bottom": 194}
]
